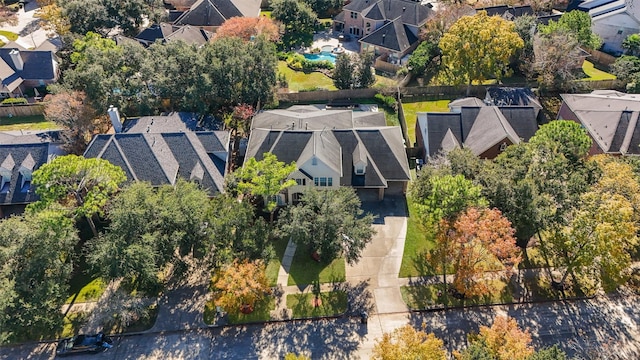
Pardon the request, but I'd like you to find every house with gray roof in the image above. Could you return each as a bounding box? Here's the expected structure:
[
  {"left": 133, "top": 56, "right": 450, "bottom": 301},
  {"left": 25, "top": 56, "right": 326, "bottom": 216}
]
[
  {"left": 84, "top": 110, "right": 229, "bottom": 195},
  {"left": 173, "top": 0, "right": 261, "bottom": 31},
  {"left": 333, "top": 0, "right": 434, "bottom": 67},
  {"left": 0, "top": 131, "right": 63, "bottom": 217},
  {"left": 416, "top": 99, "right": 539, "bottom": 160},
  {"left": 573, "top": 0, "right": 640, "bottom": 55},
  {"left": 558, "top": 90, "right": 640, "bottom": 155},
  {"left": 133, "top": 23, "right": 214, "bottom": 46},
  {"left": 0, "top": 47, "right": 58, "bottom": 98},
  {"left": 246, "top": 107, "right": 410, "bottom": 202}
]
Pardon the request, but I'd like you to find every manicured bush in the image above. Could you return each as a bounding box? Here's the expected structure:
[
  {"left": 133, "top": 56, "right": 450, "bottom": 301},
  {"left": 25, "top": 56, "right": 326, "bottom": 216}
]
[
  {"left": 374, "top": 93, "right": 397, "bottom": 112},
  {"left": 286, "top": 53, "right": 334, "bottom": 72},
  {"left": 1, "top": 97, "right": 28, "bottom": 105}
]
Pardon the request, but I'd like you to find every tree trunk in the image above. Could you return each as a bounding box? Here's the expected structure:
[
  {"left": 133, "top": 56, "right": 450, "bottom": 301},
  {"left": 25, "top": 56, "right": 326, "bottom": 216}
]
[
  {"left": 466, "top": 80, "right": 472, "bottom": 96},
  {"left": 86, "top": 214, "right": 98, "bottom": 238}
]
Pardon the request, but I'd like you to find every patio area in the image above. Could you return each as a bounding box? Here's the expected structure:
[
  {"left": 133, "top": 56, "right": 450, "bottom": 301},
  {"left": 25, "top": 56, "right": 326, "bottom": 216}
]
[{"left": 308, "top": 31, "right": 360, "bottom": 55}]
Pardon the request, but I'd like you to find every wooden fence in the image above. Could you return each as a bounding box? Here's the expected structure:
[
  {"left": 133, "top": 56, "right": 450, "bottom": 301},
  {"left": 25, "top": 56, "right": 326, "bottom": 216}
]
[
  {"left": 585, "top": 48, "right": 617, "bottom": 67},
  {"left": 0, "top": 103, "right": 45, "bottom": 117}
]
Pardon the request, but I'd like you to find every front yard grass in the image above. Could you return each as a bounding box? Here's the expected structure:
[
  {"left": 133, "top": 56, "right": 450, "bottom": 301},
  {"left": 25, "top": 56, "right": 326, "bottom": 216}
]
[
  {"left": 581, "top": 60, "right": 616, "bottom": 81},
  {"left": 0, "top": 30, "right": 19, "bottom": 41},
  {"left": 265, "top": 237, "right": 290, "bottom": 286},
  {"left": 286, "top": 291, "right": 347, "bottom": 318},
  {"left": 288, "top": 251, "right": 345, "bottom": 286},
  {"left": 204, "top": 296, "right": 275, "bottom": 324},
  {"left": 65, "top": 278, "right": 106, "bottom": 304},
  {"left": 398, "top": 198, "right": 437, "bottom": 278},
  {"left": 401, "top": 280, "right": 513, "bottom": 310},
  {"left": 402, "top": 99, "right": 452, "bottom": 145},
  {"left": 0, "top": 115, "right": 58, "bottom": 131}
]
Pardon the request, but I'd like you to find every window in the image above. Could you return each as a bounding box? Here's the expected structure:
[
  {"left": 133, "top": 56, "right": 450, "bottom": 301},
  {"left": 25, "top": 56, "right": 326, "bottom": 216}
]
[
  {"left": 296, "top": 178, "right": 306, "bottom": 186},
  {"left": 313, "top": 177, "right": 332, "bottom": 187},
  {"left": 319, "top": 177, "right": 327, "bottom": 186},
  {"left": 314, "top": 177, "right": 319, "bottom": 186},
  {"left": 618, "top": 29, "right": 624, "bottom": 35},
  {"left": 312, "top": 157, "right": 317, "bottom": 165},
  {"left": 351, "top": 12, "right": 357, "bottom": 19},
  {"left": 328, "top": 177, "right": 333, "bottom": 186}
]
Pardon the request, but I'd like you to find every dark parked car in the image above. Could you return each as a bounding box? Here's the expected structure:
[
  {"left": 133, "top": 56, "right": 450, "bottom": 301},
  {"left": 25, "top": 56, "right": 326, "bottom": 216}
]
[{"left": 56, "top": 333, "right": 113, "bottom": 357}]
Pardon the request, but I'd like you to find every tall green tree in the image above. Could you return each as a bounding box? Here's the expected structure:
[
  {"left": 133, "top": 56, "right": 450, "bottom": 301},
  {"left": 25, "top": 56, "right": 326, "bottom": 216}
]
[
  {"left": 356, "top": 51, "right": 375, "bottom": 89},
  {"left": 0, "top": 207, "right": 77, "bottom": 343},
  {"left": 30, "top": 155, "right": 127, "bottom": 237},
  {"left": 623, "top": 34, "right": 640, "bottom": 56},
  {"left": 333, "top": 53, "right": 354, "bottom": 90},
  {"left": 407, "top": 40, "right": 441, "bottom": 82},
  {"left": 538, "top": 10, "right": 601, "bottom": 49},
  {"left": 235, "top": 153, "right": 297, "bottom": 217},
  {"left": 439, "top": 11, "right": 524, "bottom": 94},
  {"left": 61, "top": 0, "right": 165, "bottom": 36},
  {"left": 279, "top": 187, "right": 375, "bottom": 263},
  {"left": 272, "top": 0, "right": 318, "bottom": 49},
  {"left": 611, "top": 55, "right": 640, "bottom": 93}
]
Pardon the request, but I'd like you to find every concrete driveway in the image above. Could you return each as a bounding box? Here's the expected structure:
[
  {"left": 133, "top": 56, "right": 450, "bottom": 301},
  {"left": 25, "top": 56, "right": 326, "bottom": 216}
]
[{"left": 1, "top": 2, "right": 50, "bottom": 49}]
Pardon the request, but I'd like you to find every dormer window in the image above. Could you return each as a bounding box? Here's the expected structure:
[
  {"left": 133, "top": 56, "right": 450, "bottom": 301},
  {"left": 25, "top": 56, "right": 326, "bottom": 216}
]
[
  {"left": 355, "top": 163, "right": 366, "bottom": 175},
  {"left": 20, "top": 172, "right": 31, "bottom": 193},
  {"left": 0, "top": 173, "right": 9, "bottom": 194}
]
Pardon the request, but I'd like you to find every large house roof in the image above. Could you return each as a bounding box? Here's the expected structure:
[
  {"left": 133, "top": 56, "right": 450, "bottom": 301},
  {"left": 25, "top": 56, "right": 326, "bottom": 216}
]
[
  {"left": 174, "top": 0, "right": 260, "bottom": 27},
  {"left": 359, "top": 17, "right": 419, "bottom": 52},
  {"left": 577, "top": 0, "right": 637, "bottom": 21},
  {"left": 345, "top": 0, "right": 433, "bottom": 26},
  {"left": 0, "top": 48, "right": 56, "bottom": 90},
  {"left": 251, "top": 108, "right": 386, "bottom": 130},
  {"left": 84, "top": 130, "right": 229, "bottom": 194},
  {"left": 561, "top": 91, "right": 640, "bottom": 155},
  {"left": 0, "top": 142, "right": 49, "bottom": 205}
]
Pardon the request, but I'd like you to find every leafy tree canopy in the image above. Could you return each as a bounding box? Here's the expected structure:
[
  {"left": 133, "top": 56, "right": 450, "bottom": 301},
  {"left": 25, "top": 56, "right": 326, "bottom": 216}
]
[
  {"left": 538, "top": 10, "right": 601, "bottom": 49},
  {"left": 272, "top": 0, "right": 318, "bottom": 49},
  {"left": 372, "top": 325, "right": 446, "bottom": 360},
  {"left": 211, "top": 259, "right": 271, "bottom": 315}
]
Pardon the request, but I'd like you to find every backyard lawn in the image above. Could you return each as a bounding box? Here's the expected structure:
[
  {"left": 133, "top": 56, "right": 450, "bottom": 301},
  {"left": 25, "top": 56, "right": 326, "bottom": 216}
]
[
  {"left": 287, "top": 250, "right": 345, "bottom": 286},
  {"left": 581, "top": 60, "right": 616, "bottom": 81},
  {"left": 402, "top": 99, "right": 451, "bottom": 145},
  {"left": 0, "top": 115, "right": 58, "bottom": 131},
  {"left": 278, "top": 61, "right": 337, "bottom": 92}
]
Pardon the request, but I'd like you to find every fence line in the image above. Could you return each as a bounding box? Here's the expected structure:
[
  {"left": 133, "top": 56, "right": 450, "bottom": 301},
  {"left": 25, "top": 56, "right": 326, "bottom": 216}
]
[{"left": 0, "top": 103, "right": 45, "bottom": 117}]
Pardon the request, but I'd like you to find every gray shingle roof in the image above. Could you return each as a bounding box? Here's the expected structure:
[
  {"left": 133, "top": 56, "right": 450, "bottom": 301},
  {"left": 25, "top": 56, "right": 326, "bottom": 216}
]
[
  {"left": 359, "top": 18, "right": 419, "bottom": 52},
  {"left": 345, "top": 0, "right": 433, "bottom": 26},
  {"left": 84, "top": 131, "right": 229, "bottom": 194},
  {"left": 560, "top": 92, "right": 640, "bottom": 155},
  {"left": 123, "top": 112, "right": 202, "bottom": 133},
  {"left": 174, "top": 0, "right": 260, "bottom": 27},
  {"left": 0, "top": 49, "right": 56, "bottom": 82},
  {"left": 0, "top": 142, "right": 49, "bottom": 205},
  {"left": 251, "top": 108, "right": 386, "bottom": 130}
]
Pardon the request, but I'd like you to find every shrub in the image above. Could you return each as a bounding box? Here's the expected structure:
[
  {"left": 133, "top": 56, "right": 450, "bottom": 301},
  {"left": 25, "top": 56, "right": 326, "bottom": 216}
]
[
  {"left": 1, "top": 97, "right": 28, "bottom": 105},
  {"left": 286, "top": 53, "right": 334, "bottom": 71},
  {"left": 277, "top": 52, "right": 289, "bottom": 61},
  {"left": 374, "top": 93, "right": 397, "bottom": 112}
]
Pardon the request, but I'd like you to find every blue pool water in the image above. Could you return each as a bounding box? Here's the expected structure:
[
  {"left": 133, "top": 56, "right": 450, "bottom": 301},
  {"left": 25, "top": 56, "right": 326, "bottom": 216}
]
[{"left": 304, "top": 52, "right": 337, "bottom": 64}]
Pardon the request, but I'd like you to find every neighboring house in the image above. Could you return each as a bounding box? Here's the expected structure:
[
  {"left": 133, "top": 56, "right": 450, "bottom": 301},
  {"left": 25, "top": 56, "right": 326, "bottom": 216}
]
[
  {"left": 334, "top": 0, "right": 434, "bottom": 66},
  {"left": 246, "top": 105, "right": 411, "bottom": 202},
  {"left": 84, "top": 109, "right": 229, "bottom": 195},
  {"left": 172, "top": 0, "right": 261, "bottom": 31},
  {"left": 0, "top": 131, "right": 63, "bottom": 217},
  {"left": 134, "top": 23, "right": 214, "bottom": 46},
  {"left": 558, "top": 90, "right": 640, "bottom": 155},
  {"left": 476, "top": 4, "right": 534, "bottom": 19},
  {"left": 416, "top": 98, "right": 539, "bottom": 160},
  {"left": 0, "top": 47, "right": 58, "bottom": 98},
  {"left": 574, "top": 0, "right": 640, "bottom": 55},
  {"left": 485, "top": 87, "right": 546, "bottom": 123}
]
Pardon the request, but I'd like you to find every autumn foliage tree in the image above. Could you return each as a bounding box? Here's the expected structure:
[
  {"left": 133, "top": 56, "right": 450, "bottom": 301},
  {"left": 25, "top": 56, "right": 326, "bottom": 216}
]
[
  {"left": 373, "top": 325, "right": 447, "bottom": 360},
  {"left": 432, "top": 208, "right": 521, "bottom": 297},
  {"left": 44, "top": 91, "right": 110, "bottom": 154},
  {"left": 459, "top": 316, "right": 534, "bottom": 360},
  {"left": 211, "top": 259, "right": 271, "bottom": 315},
  {"left": 216, "top": 17, "right": 281, "bottom": 42}
]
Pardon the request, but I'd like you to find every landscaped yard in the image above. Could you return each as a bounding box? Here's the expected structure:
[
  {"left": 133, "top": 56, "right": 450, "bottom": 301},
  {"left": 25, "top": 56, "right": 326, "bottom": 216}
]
[
  {"left": 398, "top": 198, "right": 437, "bottom": 278},
  {"left": 286, "top": 291, "right": 347, "bottom": 318},
  {"left": 402, "top": 99, "right": 452, "bottom": 145},
  {"left": 204, "top": 296, "right": 275, "bottom": 325},
  {"left": 0, "top": 30, "right": 18, "bottom": 41},
  {"left": 581, "top": 60, "right": 616, "bottom": 81},
  {"left": 401, "top": 280, "right": 513, "bottom": 310},
  {"left": 0, "top": 115, "right": 58, "bottom": 131},
  {"left": 278, "top": 61, "right": 337, "bottom": 92},
  {"left": 287, "top": 250, "right": 345, "bottom": 286},
  {"left": 265, "top": 237, "right": 290, "bottom": 286},
  {"left": 65, "top": 278, "right": 107, "bottom": 304}
]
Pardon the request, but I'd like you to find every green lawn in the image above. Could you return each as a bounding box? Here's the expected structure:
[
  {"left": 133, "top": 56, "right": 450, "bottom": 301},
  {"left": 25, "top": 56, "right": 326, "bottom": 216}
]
[
  {"left": 65, "top": 278, "right": 107, "bottom": 304},
  {"left": 61, "top": 312, "right": 88, "bottom": 338},
  {"left": 581, "top": 60, "right": 616, "bottom": 81},
  {"left": 286, "top": 291, "right": 347, "bottom": 318},
  {"left": 402, "top": 100, "right": 451, "bottom": 145},
  {"left": 266, "top": 237, "right": 290, "bottom": 286},
  {"left": 288, "top": 251, "right": 345, "bottom": 286},
  {"left": 204, "top": 296, "right": 275, "bottom": 324},
  {"left": 278, "top": 61, "right": 337, "bottom": 92},
  {"left": 401, "top": 280, "right": 513, "bottom": 310},
  {"left": 0, "top": 30, "right": 19, "bottom": 41},
  {"left": 260, "top": 10, "right": 272, "bottom": 18},
  {"left": 0, "top": 115, "right": 58, "bottom": 131},
  {"left": 398, "top": 198, "right": 437, "bottom": 278}
]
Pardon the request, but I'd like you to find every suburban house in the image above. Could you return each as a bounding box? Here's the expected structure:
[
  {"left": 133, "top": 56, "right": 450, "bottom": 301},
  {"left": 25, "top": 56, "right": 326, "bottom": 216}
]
[
  {"left": 134, "top": 23, "right": 214, "bottom": 46},
  {"left": 416, "top": 98, "right": 539, "bottom": 160},
  {"left": 171, "top": 0, "right": 261, "bottom": 31},
  {"left": 558, "top": 90, "right": 640, "bottom": 156},
  {"left": 245, "top": 105, "right": 411, "bottom": 202},
  {"left": 333, "top": 0, "right": 434, "bottom": 70},
  {"left": 84, "top": 109, "right": 229, "bottom": 195},
  {"left": 0, "top": 47, "right": 58, "bottom": 98},
  {"left": 574, "top": 0, "right": 640, "bottom": 55},
  {"left": 485, "top": 87, "right": 546, "bottom": 123},
  {"left": 0, "top": 131, "right": 64, "bottom": 217}
]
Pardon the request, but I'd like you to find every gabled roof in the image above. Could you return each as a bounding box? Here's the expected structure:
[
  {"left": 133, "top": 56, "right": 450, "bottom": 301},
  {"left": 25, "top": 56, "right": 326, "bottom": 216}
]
[
  {"left": 0, "top": 142, "right": 49, "bottom": 205},
  {"left": 135, "top": 23, "right": 176, "bottom": 43},
  {"left": 577, "top": 0, "right": 637, "bottom": 21},
  {"left": 123, "top": 112, "right": 205, "bottom": 133},
  {"left": 84, "top": 131, "right": 229, "bottom": 194},
  {"left": 345, "top": 0, "right": 433, "bottom": 26},
  {"left": 0, "top": 48, "right": 56, "bottom": 82},
  {"left": 165, "top": 25, "right": 213, "bottom": 45},
  {"left": 2, "top": 41, "right": 26, "bottom": 51},
  {"left": 560, "top": 92, "right": 640, "bottom": 155},
  {"left": 174, "top": 0, "right": 260, "bottom": 27},
  {"left": 251, "top": 108, "right": 386, "bottom": 130},
  {"left": 464, "top": 106, "right": 521, "bottom": 155},
  {"left": 359, "top": 18, "right": 419, "bottom": 52}
]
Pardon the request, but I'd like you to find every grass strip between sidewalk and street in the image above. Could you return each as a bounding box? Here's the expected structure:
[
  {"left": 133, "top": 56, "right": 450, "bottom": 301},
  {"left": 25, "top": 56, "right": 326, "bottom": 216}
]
[{"left": 286, "top": 291, "right": 347, "bottom": 318}]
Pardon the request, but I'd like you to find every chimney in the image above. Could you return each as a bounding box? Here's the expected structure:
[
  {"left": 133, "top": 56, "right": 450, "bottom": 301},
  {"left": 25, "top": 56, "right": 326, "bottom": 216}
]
[
  {"left": 9, "top": 49, "right": 23, "bottom": 71},
  {"left": 108, "top": 105, "right": 123, "bottom": 133}
]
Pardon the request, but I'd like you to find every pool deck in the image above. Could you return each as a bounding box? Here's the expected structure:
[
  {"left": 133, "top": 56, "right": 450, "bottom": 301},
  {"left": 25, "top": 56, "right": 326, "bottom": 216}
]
[{"left": 306, "top": 31, "right": 360, "bottom": 55}]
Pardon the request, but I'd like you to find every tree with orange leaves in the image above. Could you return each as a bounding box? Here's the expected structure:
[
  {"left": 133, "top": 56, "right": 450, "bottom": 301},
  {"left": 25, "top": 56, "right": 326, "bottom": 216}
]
[
  {"left": 433, "top": 208, "right": 521, "bottom": 297},
  {"left": 211, "top": 259, "right": 271, "bottom": 315},
  {"left": 216, "top": 17, "right": 281, "bottom": 42},
  {"left": 456, "top": 316, "right": 534, "bottom": 360}
]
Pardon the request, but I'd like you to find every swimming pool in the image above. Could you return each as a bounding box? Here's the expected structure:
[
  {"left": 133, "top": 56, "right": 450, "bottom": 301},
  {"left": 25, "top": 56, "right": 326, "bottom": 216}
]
[{"left": 304, "top": 51, "right": 337, "bottom": 64}]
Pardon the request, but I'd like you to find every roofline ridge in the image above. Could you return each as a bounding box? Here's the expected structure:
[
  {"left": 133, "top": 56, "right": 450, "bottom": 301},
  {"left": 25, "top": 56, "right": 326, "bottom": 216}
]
[{"left": 111, "top": 136, "right": 139, "bottom": 182}]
